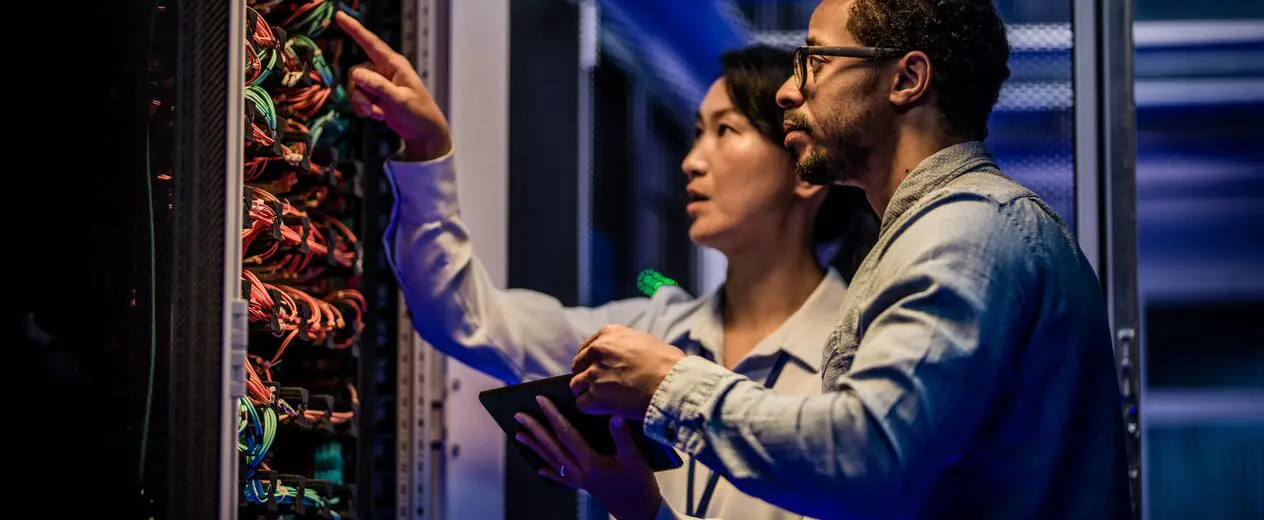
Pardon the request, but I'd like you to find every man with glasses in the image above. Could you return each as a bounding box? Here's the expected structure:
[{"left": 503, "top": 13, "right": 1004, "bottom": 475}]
[{"left": 567, "top": 0, "right": 1133, "bottom": 518}]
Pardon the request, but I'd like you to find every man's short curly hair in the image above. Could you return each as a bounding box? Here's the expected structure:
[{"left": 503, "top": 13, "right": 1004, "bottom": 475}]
[{"left": 847, "top": 0, "right": 1011, "bottom": 140}]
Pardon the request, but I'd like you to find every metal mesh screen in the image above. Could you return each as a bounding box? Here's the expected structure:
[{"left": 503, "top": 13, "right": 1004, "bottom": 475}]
[
  {"left": 988, "top": 22, "right": 1076, "bottom": 230},
  {"left": 167, "top": 0, "right": 230, "bottom": 517}
]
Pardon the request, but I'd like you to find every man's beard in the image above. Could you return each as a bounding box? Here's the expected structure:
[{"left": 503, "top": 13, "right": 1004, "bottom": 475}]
[
  {"left": 796, "top": 147, "right": 844, "bottom": 185},
  {"left": 786, "top": 78, "right": 879, "bottom": 186},
  {"left": 794, "top": 120, "right": 873, "bottom": 186}
]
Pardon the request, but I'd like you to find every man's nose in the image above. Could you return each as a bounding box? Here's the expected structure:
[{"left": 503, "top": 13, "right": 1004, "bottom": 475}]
[{"left": 776, "top": 75, "right": 803, "bottom": 110}]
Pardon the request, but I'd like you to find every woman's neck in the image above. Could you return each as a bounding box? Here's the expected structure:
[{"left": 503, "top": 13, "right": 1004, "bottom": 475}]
[{"left": 719, "top": 242, "right": 824, "bottom": 362}]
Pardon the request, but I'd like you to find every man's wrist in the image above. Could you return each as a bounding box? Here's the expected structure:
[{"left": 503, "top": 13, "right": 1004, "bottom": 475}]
[
  {"left": 639, "top": 350, "right": 687, "bottom": 418},
  {"left": 644, "top": 356, "right": 737, "bottom": 452}
]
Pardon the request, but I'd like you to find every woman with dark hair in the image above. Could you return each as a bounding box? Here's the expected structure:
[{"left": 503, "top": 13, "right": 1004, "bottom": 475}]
[{"left": 337, "top": 12, "right": 876, "bottom": 520}]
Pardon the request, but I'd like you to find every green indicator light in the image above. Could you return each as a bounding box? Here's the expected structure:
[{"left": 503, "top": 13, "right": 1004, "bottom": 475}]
[{"left": 637, "top": 269, "right": 677, "bottom": 297}]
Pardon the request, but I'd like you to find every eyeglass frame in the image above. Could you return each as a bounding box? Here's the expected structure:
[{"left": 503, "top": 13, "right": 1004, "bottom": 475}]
[{"left": 792, "top": 46, "right": 906, "bottom": 90}]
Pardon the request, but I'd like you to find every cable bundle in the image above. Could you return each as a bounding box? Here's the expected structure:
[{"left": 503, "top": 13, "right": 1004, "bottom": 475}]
[
  {"left": 240, "top": 2, "right": 366, "bottom": 512},
  {"left": 244, "top": 6, "right": 352, "bottom": 195},
  {"left": 239, "top": 396, "right": 278, "bottom": 476},
  {"left": 243, "top": 187, "right": 357, "bottom": 278},
  {"left": 256, "top": 0, "right": 361, "bottom": 37},
  {"left": 239, "top": 395, "right": 343, "bottom": 518},
  {"left": 273, "top": 35, "right": 347, "bottom": 121},
  {"left": 242, "top": 270, "right": 363, "bottom": 361},
  {"left": 243, "top": 476, "right": 342, "bottom": 519},
  {"left": 246, "top": 85, "right": 306, "bottom": 171},
  {"left": 246, "top": 8, "right": 282, "bottom": 86}
]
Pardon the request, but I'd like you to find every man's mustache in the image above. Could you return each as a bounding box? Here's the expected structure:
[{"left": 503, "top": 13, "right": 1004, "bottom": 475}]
[{"left": 782, "top": 111, "right": 812, "bottom": 135}]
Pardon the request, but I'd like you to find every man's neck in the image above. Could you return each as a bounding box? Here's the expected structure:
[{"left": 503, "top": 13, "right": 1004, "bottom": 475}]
[{"left": 861, "top": 128, "right": 970, "bottom": 218}]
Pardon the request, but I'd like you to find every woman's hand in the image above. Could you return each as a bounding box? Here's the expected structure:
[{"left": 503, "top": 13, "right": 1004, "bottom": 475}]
[
  {"left": 515, "top": 396, "right": 664, "bottom": 520},
  {"left": 335, "top": 11, "right": 452, "bottom": 161}
]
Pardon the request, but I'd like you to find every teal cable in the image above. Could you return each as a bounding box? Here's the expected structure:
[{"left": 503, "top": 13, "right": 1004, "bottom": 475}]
[
  {"left": 262, "top": 405, "right": 277, "bottom": 455},
  {"left": 245, "top": 86, "right": 278, "bottom": 133},
  {"left": 309, "top": 110, "right": 337, "bottom": 146},
  {"left": 285, "top": 35, "right": 334, "bottom": 86},
  {"left": 292, "top": 1, "right": 335, "bottom": 37},
  {"left": 139, "top": 91, "right": 156, "bottom": 481},
  {"left": 139, "top": 0, "right": 161, "bottom": 484},
  {"left": 253, "top": 45, "right": 278, "bottom": 87}
]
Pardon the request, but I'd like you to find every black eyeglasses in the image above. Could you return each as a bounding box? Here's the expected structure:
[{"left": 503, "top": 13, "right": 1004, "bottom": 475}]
[{"left": 792, "top": 46, "right": 904, "bottom": 90}]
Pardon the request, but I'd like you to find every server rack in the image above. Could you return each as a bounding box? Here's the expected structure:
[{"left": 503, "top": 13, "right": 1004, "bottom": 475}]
[{"left": 134, "top": 0, "right": 410, "bottom": 518}]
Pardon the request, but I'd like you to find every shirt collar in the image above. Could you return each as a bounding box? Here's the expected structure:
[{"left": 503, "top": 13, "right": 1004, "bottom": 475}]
[
  {"left": 879, "top": 141, "right": 998, "bottom": 237},
  {"left": 679, "top": 267, "right": 847, "bottom": 374}
]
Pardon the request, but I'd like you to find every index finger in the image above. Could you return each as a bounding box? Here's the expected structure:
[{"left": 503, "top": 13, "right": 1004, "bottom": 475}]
[
  {"left": 335, "top": 11, "right": 395, "bottom": 69},
  {"left": 578, "top": 329, "right": 601, "bottom": 352},
  {"left": 571, "top": 340, "right": 603, "bottom": 374},
  {"left": 572, "top": 324, "right": 617, "bottom": 372},
  {"left": 536, "top": 396, "right": 599, "bottom": 462}
]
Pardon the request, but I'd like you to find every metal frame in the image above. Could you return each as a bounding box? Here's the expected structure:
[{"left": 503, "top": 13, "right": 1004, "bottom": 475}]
[
  {"left": 398, "top": 2, "right": 419, "bottom": 516},
  {"left": 1100, "top": 0, "right": 1141, "bottom": 517},
  {"left": 578, "top": 0, "right": 598, "bottom": 306},
  {"left": 221, "top": 1, "right": 246, "bottom": 518},
  {"left": 1075, "top": 0, "right": 1141, "bottom": 516},
  {"left": 577, "top": 7, "right": 601, "bottom": 518},
  {"left": 1072, "top": 0, "right": 1101, "bottom": 277},
  {"left": 399, "top": 1, "right": 453, "bottom": 518}
]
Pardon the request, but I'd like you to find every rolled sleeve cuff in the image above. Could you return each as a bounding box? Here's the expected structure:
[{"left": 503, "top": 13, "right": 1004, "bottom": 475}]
[
  {"left": 385, "top": 149, "right": 458, "bottom": 223},
  {"left": 644, "top": 356, "right": 740, "bottom": 454}
]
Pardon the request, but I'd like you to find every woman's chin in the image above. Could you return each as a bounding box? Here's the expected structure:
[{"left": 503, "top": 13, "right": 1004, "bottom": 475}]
[{"left": 688, "top": 224, "right": 726, "bottom": 251}]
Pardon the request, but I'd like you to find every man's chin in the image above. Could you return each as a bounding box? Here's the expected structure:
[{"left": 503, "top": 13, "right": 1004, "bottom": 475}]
[{"left": 796, "top": 154, "right": 837, "bottom": 186}]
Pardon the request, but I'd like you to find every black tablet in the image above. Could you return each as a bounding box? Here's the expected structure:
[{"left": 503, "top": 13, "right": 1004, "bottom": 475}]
[{"left": 478, "top": 374, "right": 683, "bottom": 472}]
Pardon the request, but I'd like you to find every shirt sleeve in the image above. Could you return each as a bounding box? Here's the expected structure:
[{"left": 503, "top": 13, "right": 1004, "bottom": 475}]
[
  {"left": 384, "top": 151, "right": 690, "bottom": 384},
  {"left": 642, "top": 194, "right": 1038, "bottom": 519}
]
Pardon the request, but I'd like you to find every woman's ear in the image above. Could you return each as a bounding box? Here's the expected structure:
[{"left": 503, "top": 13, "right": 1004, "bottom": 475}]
[{"left": 795, "top": 179, "right": 827, "bottom": 201}]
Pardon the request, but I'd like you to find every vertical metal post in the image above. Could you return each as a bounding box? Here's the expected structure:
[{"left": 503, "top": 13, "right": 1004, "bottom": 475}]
[
  {"left": 577, "top": 8, "right": 602, "bottom": 519},
  {"left": 1100, "top": 0, "right": 1142, "bottom": 515},
  {"left": 1073, "top": 0, "right": 1101, "bottom": 276},
  {"left": 400, "top": 1, "right": 452, "bottom": 518},
  {"left": 578, "top": 0, "right": 598, "bottom": 307},
  {"left": 221, "top": 1, "right": 246, "bottom": 518},
  {"left": 1077, "top": 0, "right": 1141, "bottom": 516}
]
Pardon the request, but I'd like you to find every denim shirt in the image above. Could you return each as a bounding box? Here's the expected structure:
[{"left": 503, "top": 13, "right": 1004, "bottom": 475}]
[{"left": 644, "top": 142, "right": 1133, "bottom": 519}]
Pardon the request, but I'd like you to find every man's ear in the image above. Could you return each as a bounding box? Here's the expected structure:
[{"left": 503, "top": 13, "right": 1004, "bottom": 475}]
[{"left": 888, "top": 51, "right": 932, "bottom": 107}]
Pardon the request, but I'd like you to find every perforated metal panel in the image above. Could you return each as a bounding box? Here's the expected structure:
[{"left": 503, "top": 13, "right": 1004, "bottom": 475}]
[
  {"left": 169, "top": 0, "right": 238, "bottom": 518},
  {"left": 989, "top": 21, "right": 1077, "bottom": 230}
]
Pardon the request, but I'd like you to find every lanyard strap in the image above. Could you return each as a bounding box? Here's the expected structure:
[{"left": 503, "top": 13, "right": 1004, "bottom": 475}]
[{"left": 686, "top": 353, "right": 790, "bottom": 517}]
